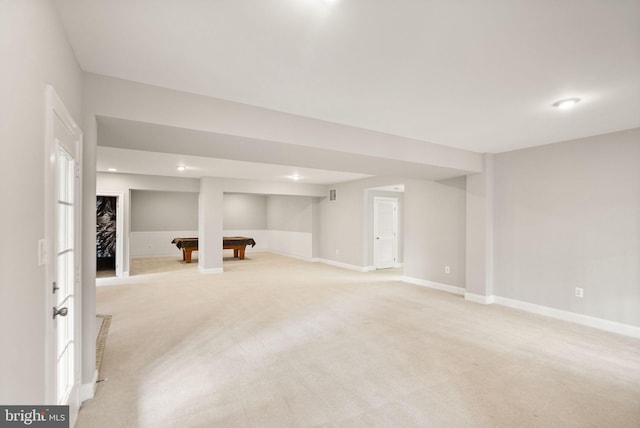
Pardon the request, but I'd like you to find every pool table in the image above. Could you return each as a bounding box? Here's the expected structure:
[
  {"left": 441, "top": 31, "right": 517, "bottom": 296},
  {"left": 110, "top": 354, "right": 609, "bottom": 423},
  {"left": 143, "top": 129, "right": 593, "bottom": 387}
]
[{"left": 171, "top": 237, "right": 256, "bottom": 263}]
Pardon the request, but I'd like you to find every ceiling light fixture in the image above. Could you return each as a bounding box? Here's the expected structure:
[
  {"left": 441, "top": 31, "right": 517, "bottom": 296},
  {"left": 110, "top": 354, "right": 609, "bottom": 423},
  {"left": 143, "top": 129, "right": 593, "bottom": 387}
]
[
  {"left": 288, "top": 174, "right": 302, "bottom": 181},
  {"left": 177, "top": 165, "right": 186, "bottom": 172},
  {"left": 552, "top": 98, "right": 581, "bottom": 109},
  {"left": 107, "top": 168, "right": 117, "bottom": 172}
]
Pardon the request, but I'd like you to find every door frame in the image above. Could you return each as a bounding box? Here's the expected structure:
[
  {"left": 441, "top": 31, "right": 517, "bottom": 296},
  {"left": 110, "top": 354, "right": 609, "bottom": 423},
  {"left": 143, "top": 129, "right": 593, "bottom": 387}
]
[
  {"left": 96, "top": 192, "right": 124, "bottom": 277},
  {"left": 44, "top": 85, "right": 83, "bottom": 421},
  {"left": 373, "top": 196, "right": 398, "bottom": 269}
]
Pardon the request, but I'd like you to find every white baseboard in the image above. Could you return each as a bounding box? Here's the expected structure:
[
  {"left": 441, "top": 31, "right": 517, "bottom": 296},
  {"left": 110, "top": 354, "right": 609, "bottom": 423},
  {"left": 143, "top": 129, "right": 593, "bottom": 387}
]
[
  {"left": 267, "top": 250, "right": 313, "bottom": 263},
  {"left": 465, "top": 292, "right": 496, "bottom": 304},
  {"left": 315, "top": 258, "right": 369, "bottom": 272},
  {"left": 80, "top": 369, "right": 98, "bottom": 403},
  {"left": 493, "top": 296, "right": 640, "bottom": 339},
  {"left": 411, "top": 283, "right": 639, "bottom": 338},
  {"left": 402, "top": 276, "right": 465, "bottom": 296},
  {"left": 198, "top": 266, "right": 224, "bottom": 274}
]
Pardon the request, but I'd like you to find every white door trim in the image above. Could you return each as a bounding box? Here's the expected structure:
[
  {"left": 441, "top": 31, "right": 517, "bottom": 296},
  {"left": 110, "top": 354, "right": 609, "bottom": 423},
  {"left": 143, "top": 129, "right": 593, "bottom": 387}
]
[{"left": 44, "top": 85, "right": 82, "bottom": 424}]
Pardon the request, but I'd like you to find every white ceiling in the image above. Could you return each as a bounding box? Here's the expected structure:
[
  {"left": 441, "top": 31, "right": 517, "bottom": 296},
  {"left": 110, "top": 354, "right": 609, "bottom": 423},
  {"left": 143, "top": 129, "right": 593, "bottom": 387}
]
[{"left": 55, "top": 0, "right": 640, "bottom": 180}]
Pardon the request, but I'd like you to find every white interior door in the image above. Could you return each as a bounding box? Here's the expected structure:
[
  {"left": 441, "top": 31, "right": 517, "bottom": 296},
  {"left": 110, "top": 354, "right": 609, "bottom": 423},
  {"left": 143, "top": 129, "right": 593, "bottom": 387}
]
[
  {"left": 374, "top": 197, "right": 398, "bottom": 269},
  {"left": 45, "top": 86, "right": 82, "bottom": 423},
  {"left": 55, "top": 144, "right": 77, "bottom": 405}
]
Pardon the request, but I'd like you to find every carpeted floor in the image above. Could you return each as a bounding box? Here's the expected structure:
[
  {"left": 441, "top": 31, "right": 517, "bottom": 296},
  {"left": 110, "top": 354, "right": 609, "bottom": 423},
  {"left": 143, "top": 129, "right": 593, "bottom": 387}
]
[{"left": 79, "top": 252, "right": 640, "bottom": 427}]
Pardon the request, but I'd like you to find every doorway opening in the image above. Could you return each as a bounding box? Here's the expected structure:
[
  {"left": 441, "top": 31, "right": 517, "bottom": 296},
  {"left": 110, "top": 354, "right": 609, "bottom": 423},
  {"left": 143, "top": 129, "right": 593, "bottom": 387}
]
[{"left": 96, "top": 196, "right": 117, "bottom": 278}]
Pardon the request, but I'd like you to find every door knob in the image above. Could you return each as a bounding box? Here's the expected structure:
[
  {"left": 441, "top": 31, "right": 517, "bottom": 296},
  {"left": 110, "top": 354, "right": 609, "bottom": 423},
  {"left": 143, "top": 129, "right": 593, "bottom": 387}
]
[{"left": 53, "top": 307, "right": 68, "bottom": 319}]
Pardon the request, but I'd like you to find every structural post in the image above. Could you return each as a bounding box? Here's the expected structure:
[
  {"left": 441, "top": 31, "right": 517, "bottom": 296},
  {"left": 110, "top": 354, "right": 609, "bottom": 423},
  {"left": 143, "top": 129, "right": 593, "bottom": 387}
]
[
  {"left": 199, "top": 178, "right": 224, "bottom": 273},
  {"left": 465, "top": 154, "right": 494, "bottom": 303}
]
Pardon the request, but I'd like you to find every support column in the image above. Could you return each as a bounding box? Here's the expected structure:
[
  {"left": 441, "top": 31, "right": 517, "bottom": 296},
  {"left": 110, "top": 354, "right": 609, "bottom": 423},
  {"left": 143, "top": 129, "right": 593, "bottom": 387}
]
[
  {"left": 465, "top": 154, "right": 495, "bottom": 304},
  {"left": 199, "top": 178, "right": 224, "bottom": 273}
]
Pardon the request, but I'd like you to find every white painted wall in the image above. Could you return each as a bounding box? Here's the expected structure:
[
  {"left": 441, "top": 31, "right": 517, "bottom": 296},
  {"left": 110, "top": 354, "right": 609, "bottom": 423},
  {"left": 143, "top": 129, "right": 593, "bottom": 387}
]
[
  {"left": 131, "top": 231, "right": 198, "bottom": 258},
  {"left": 222, "top": 195, "right": 316, "bottom": 260},
  {"left": 131, "top": 190, "right": 198, "bottom": 232},
  {"left": 267, "top": 195, "right": 313, "bottom": 233},
  {"left": 493, "top": 128, "right": 640, "bottom": 327},
  {"left": 266, "top": 230, "right": 313, "bottom": 260},
  {"left": 223, "top": 193, "right": 267, "bottom": 230},
  {"left": 403, "top": 177, "right": 467, "bottom": 287},
  {"left": 0, "top": 0, "right": 83, "bottom": 403},
  {"left": 319, "top": 180, "right": 367, "bottom": 267}
]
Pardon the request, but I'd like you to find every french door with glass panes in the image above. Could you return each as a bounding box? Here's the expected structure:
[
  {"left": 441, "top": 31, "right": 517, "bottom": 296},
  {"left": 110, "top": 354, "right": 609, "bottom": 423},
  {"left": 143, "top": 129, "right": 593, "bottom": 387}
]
[{"left": 45, "top": 86, "right": 82, "bottom": 424}]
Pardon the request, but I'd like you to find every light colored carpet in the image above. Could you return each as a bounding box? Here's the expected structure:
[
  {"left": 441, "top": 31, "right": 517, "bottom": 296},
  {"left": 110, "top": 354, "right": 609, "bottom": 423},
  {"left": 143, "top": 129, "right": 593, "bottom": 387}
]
[
  {"left": 97, "top": 269, "right": 116, "bottom": 278},
  {"left": 129, "top": 255, "right": 200, "bottom": 276},
  {"left": 79, "top": 252, "right": 640, "bottom": 427}
]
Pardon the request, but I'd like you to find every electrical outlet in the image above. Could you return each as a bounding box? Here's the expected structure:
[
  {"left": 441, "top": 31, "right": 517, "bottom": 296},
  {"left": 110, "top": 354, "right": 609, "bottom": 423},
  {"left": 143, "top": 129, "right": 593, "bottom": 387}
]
[
  {"left": 445, "top": 265, "right": 450, "bottom": 274},
  {"left": 575, "top": 287, "right": 584, "bottom": 298}
]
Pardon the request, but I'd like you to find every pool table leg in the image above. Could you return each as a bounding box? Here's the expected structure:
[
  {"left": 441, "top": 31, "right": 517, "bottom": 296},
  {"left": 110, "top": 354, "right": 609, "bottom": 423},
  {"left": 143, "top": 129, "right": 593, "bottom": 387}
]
[{"left": 184, "top": 248, "right": 193, "bottom": 263}]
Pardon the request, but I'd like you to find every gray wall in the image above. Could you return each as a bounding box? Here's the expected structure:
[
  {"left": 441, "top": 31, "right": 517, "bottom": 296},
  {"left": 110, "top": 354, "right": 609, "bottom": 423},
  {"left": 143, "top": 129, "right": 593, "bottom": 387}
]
[
  {"left": 223, "top": 193, "right": 316, "bottom": 233},
  {"left": 267, "top": 195, "right": 313, "bottom": 232},
  {"left": 0, "top": 0, "right": 83, "bottom": 403},
  {"left": 403, "top": 177, "right": 467, "bottom": 287},
  {"left": 320, "top": 180, "right": 368, "bottom": 267},
  {"left": 223, "top": 193, "right": 267, "bottom": 230},
  {"left": 493, "top": 128, "right": 640, "bottom": 326},
  {"left": 131, "top": 190, "right": 199, "bottom": 231},
  {"left": 312, "top": 198, "right": 322, "bottom": 258},
  {"left": 319, "top": 176, "right": 466, "bottom": 287}
]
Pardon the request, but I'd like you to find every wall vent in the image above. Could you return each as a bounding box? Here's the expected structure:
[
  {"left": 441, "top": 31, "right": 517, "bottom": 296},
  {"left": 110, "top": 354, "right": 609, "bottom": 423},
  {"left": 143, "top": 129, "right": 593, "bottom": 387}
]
[{"left": 329, "top": 189, "right": 336, "bottom": 201}]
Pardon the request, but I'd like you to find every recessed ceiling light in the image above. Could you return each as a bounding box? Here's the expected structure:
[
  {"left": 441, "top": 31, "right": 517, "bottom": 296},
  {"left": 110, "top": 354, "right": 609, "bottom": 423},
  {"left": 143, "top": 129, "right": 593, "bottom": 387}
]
[
  {"left": 107, "top": 168, "right": 117, "bottom": 172},
  {"left": 288, "top": 174, "right": 302, "bottom": 181},
  {"left": 177, "top": 165, "right": 186, "bottom": 172},
  {"left": 552, "top": 98, "right": 581, "bottom": 109}
]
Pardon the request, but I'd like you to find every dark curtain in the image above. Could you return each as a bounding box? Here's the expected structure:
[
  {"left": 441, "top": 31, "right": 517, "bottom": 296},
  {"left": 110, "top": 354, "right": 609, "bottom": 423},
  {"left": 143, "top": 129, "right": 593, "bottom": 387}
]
[{"left": 96, "top": 196, "right": 116, "bottom": 258}]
